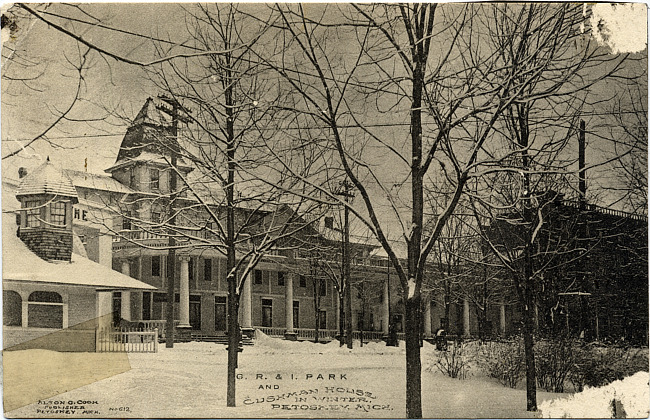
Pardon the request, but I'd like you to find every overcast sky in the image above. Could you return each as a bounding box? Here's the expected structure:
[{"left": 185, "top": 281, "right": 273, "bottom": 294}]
[{"left": 1, "top": 3, "right": 647, "bottom": 217}]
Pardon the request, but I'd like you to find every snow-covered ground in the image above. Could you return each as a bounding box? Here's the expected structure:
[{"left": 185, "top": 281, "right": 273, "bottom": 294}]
[
  {"left": 539, "top": 371, "right": 649, "bottom": 418},
  {"left": 3, "top": 334, "right": 647, "bottom": 418}
]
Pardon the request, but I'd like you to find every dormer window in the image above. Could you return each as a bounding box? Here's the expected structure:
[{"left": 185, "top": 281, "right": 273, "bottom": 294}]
[
  {"left": 50, "top": 202, "right": 67, "bottom": 227},
  {"left": 25, "top": 199, "right": 41, "bottom": 227},
  {"left": 150, "top": 168, "right": 160, "bottom": 191}
]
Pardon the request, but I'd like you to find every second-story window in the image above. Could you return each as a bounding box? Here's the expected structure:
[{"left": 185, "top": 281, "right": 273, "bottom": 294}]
[
  {"left": 150, "top": 168, "right": 160, "bottom": 191},
  {"left": 122, "top": 211, "right": 132, "bottom": 230},
  {"left": 50, "top": 202, "right": 66, "bottom": 227},
  {"left": 25, "top": 199, "right": 41, "bottom": 227},
  {"left": 278, "top": 271, "right": 285, "bottom": 286},
  {"left": 299, "top": 275, "right": 306, "bottom": 288},
  {"left": 254, "top": 270, "right": 263, "bottom": 285},
  {"left": 204, "top": 258, "right": 212, "bottom": 282},
  {"left": 151, "top": 255, "right": 161, "bottom": 277}
]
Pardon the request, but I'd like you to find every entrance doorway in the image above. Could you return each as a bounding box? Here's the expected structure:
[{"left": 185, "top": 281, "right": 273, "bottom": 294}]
[
  {"left": 189, "top": 295, "right": 201, "bottom": 330},
  {"left": 112, "top": 292, "right": 122, "bottom": 327},
  {"left": 215, "top": 296, "right": 227, "bottom": 332}
]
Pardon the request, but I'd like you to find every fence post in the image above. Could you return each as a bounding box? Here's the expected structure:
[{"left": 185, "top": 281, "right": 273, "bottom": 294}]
[{"left": 154, "top": 328, "right": 159, "bottom": 353}]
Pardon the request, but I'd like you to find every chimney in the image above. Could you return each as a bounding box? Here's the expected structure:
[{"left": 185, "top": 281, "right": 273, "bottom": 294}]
[{"left": 18, "top": 167, "right": 28, "bottom": 178}]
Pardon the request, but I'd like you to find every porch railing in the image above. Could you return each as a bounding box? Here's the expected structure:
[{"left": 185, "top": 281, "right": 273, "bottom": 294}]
[
  {"left": 96, "top": 327, "right": 158, "bottom": 353},
  {"left": 139, "top": 320, "right": 179, "bottom": 340}
]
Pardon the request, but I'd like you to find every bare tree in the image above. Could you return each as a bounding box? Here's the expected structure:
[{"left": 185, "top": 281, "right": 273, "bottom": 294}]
[
  {"left": 1, "top": 5, "right": 98, "bottom": 160},
  {"left": 88, "top": 4, "right": 323, "bottom": 408}
]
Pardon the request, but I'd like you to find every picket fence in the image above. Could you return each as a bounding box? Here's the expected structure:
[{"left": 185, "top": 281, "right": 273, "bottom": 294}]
[{"left": 96, "top": 327, "right": 159, "bottom": 353}]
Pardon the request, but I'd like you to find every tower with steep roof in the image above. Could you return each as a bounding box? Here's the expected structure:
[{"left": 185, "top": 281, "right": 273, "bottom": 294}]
[
  {"left": 16, "top": 158, "right": 79, "bottom": 261},
  {"left": 105, "top": 97, "right": 192, "bottom": 196}
]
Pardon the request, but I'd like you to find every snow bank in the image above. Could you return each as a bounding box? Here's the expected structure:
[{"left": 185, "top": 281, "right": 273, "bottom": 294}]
[
  {"left": 252, "top": 330, "right": 405, "bottom": 355},
  {"left": 539, "top": 371, "right": 649, "bottom": 418}
]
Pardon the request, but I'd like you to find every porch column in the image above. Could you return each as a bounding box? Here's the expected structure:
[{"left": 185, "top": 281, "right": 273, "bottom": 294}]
[
  {"left": 96, "top": 291, "right": 113, "bottom": 329},
  {"left": 423, "top": 298, "right": 432, "bottom": 338},
  {"left": 463, "top": 298, "right": 470, "bottom": 337},
  {"left": 120, "top": 260, "right": 131, "bottom": 322},
  {"left": 499, "top": 302, "right": 507, "bottom": 336},
  {"left": 240, "top": 271, "right": 252, "bottom": 329},
  {"left": 284, "top": 273, "right": 297, "bottom": 340},
  {"left": 382, "top": 278, "right": 390, "bottom": 335},
  {"left": 178, "top": 256, "right": 191, "bottom": 328}
]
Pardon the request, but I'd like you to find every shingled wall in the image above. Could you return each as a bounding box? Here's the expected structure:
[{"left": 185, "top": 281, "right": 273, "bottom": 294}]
[{"left": 19, "top": 228, "right": 73, "bottom": 262}]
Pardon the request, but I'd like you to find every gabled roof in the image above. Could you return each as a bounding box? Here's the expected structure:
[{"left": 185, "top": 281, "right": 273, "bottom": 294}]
[
  {"left": 2, "top": 215, "right": 155, "bottom": 290},
  {"left": 16, "top": 159, "right": 78, "bottom": 200}
]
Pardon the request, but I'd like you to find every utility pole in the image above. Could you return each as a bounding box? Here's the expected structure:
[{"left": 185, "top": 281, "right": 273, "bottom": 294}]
[
  {"left": 336, "top": 180, "right": 355, "bottom": 349},
  {"left": 158, "top": 95, "right": 189, "bottom": 348}
]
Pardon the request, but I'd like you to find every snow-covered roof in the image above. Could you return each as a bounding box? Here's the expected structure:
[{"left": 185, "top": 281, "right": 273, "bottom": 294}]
[
  {"left": 16, "top": 159, "right": 78, "bottom": 199},
  {"left": 105, "top": 151, "right": 192, "bottom": 174},
  {"left": 64, "top": 169, "right": 135, "bottom": 194},
  {"left": 2, "top": 215, "right": 155, "bottom": 290}
]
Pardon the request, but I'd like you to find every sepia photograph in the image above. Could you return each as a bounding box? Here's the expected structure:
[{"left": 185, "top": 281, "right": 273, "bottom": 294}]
[{"left": 1, "top": 3, "right": 648, "bottom": 418}]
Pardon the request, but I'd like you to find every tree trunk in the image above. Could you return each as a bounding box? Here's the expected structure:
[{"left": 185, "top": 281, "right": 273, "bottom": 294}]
[
  {"left": 522, "top": 246, "right": 537, "bottom": 411},
  {"left": 225, "top": 50, "right": 239, "bottom": 407},
  {"left": 522, "top": 298, "right": 537, "bottom": 411},
  {"left": 226, "top": 274, "right": 239, "bottom": 407},
  {"left": 405, "top": 293, "right": 422, "bottom": 418}
]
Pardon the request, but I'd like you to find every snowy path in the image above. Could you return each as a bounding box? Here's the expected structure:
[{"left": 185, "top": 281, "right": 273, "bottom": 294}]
[{"left": 6, "top": 339, "right": 561, "bottom": 418}]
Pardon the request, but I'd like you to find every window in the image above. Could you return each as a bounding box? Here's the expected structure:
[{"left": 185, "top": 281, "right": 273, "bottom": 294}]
[
  {"left": 318, "top": 280, "right": 327, "bottom": 296},
  {"left": 254, "top": 270, "right": 263, "bottom": 285},
  {"left": 25, "top": 199, "right": 41, "bottom": 227},
  {"left": 356, "top": 311, "right": 364, "bottom": 331},
  {"left": 318, "top": 310, "right": 327, "bottom": 330},
  {"left": 142, "top": 291, "right": 151, "bottom": 321},
  {"left": 261, "top": 298, "right": 273, "bottom": 327},
  {"left": 150, "top": 168, "right": 160, "bottom": 190},
  {"left": 28, "top": 291, "right": 63, "bottom": 328},
  {"left": 277, "top": 272, "right": 285, "bottom": 286},
  {"left": 50, "top": 202, "right": 66, "bottom": 226},
  {"left": 188, "top": 257, "right": 195, "bottom": 281},
  {"left": 324, "top": 216, "right": 334, "bottom": 229},
  {"left": 204, "top": 258, "right": 212, "bottom": 282},
  {"left": 151, "top": 211, "right": 161, "bottom": 224},
  {"left": 3, "top": 290, "right": 22, "bottom": 326},
  {"left": 299, "top": 275, "right": 306, "bottom": 288},
  {"left": 293, "top": 301, "right": 299, "bottom": 329},
  {"left": 122, "top": 211, "right": 132, "bottom": 230},
  {"left": 152, "top": 293, "right": 166, "bottom": 320},
  {"left": 151, "top": 256, "right": 161, "bottom": 277}
]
